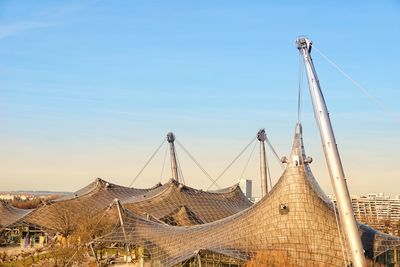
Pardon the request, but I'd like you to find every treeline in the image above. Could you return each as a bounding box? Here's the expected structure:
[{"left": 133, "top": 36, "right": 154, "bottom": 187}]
[{"left": 11, "top": 195, "right": 63, "bottom": 209}]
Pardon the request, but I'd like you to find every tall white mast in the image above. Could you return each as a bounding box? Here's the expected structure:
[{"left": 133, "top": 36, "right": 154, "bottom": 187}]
[
  {"left": 167, "top": 132, "right": 179, "bottom": 182},
  {"left": 257, "top": 129, "right": 268, "bottom": 197},
  {"left": 296, "top": 37, "right": 366, "bottom": 267}
]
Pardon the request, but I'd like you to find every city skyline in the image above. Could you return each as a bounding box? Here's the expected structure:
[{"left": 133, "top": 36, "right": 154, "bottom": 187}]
[{"left": 1, "top": 1, "right": 399, "bottom": 196}]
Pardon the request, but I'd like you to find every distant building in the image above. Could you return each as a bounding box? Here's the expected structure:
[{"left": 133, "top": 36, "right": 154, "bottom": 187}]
[
  {"left": 239, "top": 179, "right": 252, "bottom": 200},
  {"left": 0, "top": 192, "right": 57, "bottom": 202},
  {"left": 0, "top": 194, "right": 15, "bottom": 200},
  {"left": 330, "top": 193, "right": 400, "bottom": 234}
]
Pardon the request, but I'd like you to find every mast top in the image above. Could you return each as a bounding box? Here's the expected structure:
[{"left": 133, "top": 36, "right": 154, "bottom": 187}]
[
  {"left": 167, "top": 132, "right": 176, "bottom": 143},
  {"left": 295, "top": 122, "right": 302, "bottom": 135},
  {"left": 257, "top": 129, "right": 266, "bottom": 142},
  {"left": 296, "top": 36, "right": 312, "bottom": 53}
]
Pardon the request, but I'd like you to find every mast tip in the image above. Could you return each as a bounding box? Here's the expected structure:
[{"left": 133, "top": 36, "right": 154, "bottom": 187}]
[
  {"left": 296, "top": 36, "right": 312, "bottom": 52},
  {"left": 257, "top": 129, "right": 266, "bottom": 141},
  {"left": 167, "top": 132, "right": 176, "bottom": 143}
]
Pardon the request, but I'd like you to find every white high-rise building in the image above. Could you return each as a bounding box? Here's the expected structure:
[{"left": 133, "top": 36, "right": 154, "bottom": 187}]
[{"left": 330, "top": 193, "right": 400, "bottom": 234}]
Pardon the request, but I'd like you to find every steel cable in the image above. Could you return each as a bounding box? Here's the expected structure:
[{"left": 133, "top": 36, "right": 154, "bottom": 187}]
[
  {"left": 207, "top": 137, "right": 257, "bottom": 190},
  {"left": 128, "top": 139, "right": 166, "bottom": 187},
  {"left": 176, "top": 140, "right": 221, "bottom": 189},
  {"left": 313, "top": 45, "right": 400, "bottom": 124},
  {"left": 239, "top": 139, "right": 257, "bottom": 181},
  {"left": 265, "top": 137, "right": 284, "bottom": 169}
]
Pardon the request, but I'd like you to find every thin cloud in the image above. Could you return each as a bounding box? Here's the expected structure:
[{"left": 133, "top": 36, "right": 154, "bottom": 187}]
[
  {"left": 0, "top": 21, "right": 48, "bottom": 40},
  {"left": 0, "top": 0, "right": 96, "bottom": 40}
]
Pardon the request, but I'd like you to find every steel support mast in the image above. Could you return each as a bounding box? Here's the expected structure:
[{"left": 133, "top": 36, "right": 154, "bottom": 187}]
[
  {"left": 296, "top": 37, "right": 366, "bottom": 267},
  {"left": 257, "top": 129, "right": 268, "bottom": 197},
  {"left": 167, "top": 132, "right": 179, "bottom": 182},
  {"left": 114, "top": 199, "right": 130, "bottom": 262}
]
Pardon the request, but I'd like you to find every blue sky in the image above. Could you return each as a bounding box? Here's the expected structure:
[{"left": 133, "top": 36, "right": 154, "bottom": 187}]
[{"left": 1, "top": 1, "right": 399, "bottom": 196}]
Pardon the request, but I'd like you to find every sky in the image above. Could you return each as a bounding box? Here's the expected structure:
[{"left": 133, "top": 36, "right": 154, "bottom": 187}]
[{"left": 0, "top": 0, "right": 399, "bottom": 197}]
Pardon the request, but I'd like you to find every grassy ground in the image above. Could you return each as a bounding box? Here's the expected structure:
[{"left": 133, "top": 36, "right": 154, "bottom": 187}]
[
  {"left": 1, "top": 253, "right": 48, "bottom": 266},
  {"left": 0, "top": 246, "right": 126, "bottom": 266}
]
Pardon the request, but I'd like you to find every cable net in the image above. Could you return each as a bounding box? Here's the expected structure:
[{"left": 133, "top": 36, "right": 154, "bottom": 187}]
[
  {"left": 7, "top": 178, "right": 158, "bottom": 234},
  {"left": 92, "top": 124, "right": 400, "bottom": 266},
  {"left": 122, "top": 179, "right": 252, "bottom": 226},
  {"left": 6, "top": 176, "right": 252, "bottom": 234},
  {"left": 2, "top": 124, "right": 400, "bottom": 266},
  {"left": 0, "top": 201, "right": 33, "bottom": 229}
]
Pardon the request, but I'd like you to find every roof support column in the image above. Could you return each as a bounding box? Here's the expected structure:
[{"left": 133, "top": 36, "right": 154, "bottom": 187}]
[
  {"left": 257, "top": 129, "right": 268, "bottom": 197},
  {"left": 115, "top": 199, "right": 130, "bottom": 262},
  {"left": 297, "top": 37, "right": 366, "bottom": 267},
  {"left": 167, "top": 132, "right": 179, "bottom": 182}
]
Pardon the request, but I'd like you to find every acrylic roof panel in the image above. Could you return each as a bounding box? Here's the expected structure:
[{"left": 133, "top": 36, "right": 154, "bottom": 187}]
[
  {"left": 0, "top": 201, "right": 33, "bottom": 228},
  {"left": 158, "top": 205, "right": 204, "bottom": 226},
  {"left": 7, "top": 178, "right": 156, "bottom": 232},
  {"left": 122, "top": 179, "right": 252, "bottom": 225},
  {"left": 95, "top": 124, "right": 400, "bottom": 267},
  {"left": 54, "top": 178, "right": 105, "bottom": 201}
]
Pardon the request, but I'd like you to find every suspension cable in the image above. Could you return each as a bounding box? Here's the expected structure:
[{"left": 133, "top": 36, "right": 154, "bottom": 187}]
[
  {"left": 128, "top": 139, "right": 166, "bottom": 187},
  {"left": 159, "top": 145, "right": 168, "bottom": 183},
  {"left": 332, "top": 200, "right": 349, "bottom": 266},
  {"left": 265, "top": 137, "right": 284, "bottom": 169},
  {"left": 176, "top": 140, "right": 221, "bottom": 189},
  {"left": 65, "top": 247, "right": 79, "bottom": 266},
  {"left": 239, "top": 139, "right": 257, "bottom": 181},
  {"left": 175, "top": 148, "right": 185, "bottom": 184},
  {"left": 266, "top": 149, "right": 273, "bottom": 191},
  {"left": 207, "top": 137, "right": 257, "bottom": 190},
  {"left": 313, "top": 45, "right": 400, "bottom": 124},
  {"left": 298, "top": 53, "right": 304, "bottom": 123}
]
